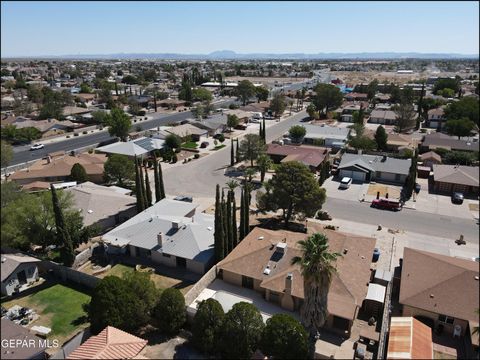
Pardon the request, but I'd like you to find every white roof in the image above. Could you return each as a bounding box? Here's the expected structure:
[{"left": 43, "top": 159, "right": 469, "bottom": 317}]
[
  {"left": 96, "top": 137, "right": 165, "bottom": 157},
  {"left": 365, "top": 283, "right": 386, "bottom": 303}
]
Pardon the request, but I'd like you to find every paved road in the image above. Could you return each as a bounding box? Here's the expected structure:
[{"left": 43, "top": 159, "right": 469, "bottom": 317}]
[
  {"left": 7, "top": 99, "right": 237, "bottom": 167},
  {"left": 163, "top": 110, "right": 309, "bottom": 198},
  {"left": 323, "top": 198, "right": 479, "bottom": 244}
]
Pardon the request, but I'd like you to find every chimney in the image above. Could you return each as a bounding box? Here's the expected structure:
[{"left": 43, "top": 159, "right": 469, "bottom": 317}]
[
  {"left": 285, "top": 273, "right": 293, "bottom": 295},
  {"left": 172, "top": 221, "right": 180, "bottom": 229},
  {"left": 157, "top": 232, "right": 163, "bottom": 247}
]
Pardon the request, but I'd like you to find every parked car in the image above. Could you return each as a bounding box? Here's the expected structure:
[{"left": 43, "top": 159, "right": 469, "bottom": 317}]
[
  {"left": 339, "top": 177, "right": 352, "bottom": 189},
  {"left": 200, "top": 141, "right": 209, "bottom": 148},
  {"left": 174, "top": 195, "right": 193, "bottom": 203},
  {"left": 30, "top": 143, "right": 44, "bottom": 151},
  {"left": 452, "top": 192, "right": 464, "bottom": 204},
  {"left": 371, "top": 198, "right": 401, "bottom": 211}
]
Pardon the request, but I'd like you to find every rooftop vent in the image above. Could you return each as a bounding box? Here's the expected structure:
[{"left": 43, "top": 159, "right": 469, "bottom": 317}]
[
  {"left": 258, "top": 236, "right": 264, "bottom": 240},
  {"left": 430, "top": 294, "right": 435, "bottom": 298},
  {"left": 263, "top": 265, "right": 271, "bottom": 275},
  {"left": 343, "top": 248, "right": 348, "bottom": 255},
  {"left": 207, "top": 226, "right": 213, "bottom": 231},
  {"left": 475, "top": 276, "right": 479, "bottom": 281}
]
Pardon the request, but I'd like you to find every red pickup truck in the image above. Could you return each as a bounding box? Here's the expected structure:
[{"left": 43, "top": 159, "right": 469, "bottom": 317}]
[{"left": 371, "top": 198, "right": 401, "bottom": 211}]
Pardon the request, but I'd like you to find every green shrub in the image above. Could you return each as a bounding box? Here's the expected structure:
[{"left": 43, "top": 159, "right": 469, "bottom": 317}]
[
  {"left": 74, "top": 133, "right": 79, "bottom": 137},
  {"left": 194, "top": 154, "right": 200, "bottom": 159},
  {"left": 153, "top": 288, "right": 186, "bottom": 335}
]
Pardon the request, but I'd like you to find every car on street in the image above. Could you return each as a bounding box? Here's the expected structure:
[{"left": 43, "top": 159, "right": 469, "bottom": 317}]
[
  {"left": 452, "top": 192, "right": 464, "bottom": 204},
  {"left": 339, "top": 177, "right": 352, "bottom": 189},
  {"left": 371, "top": 198, "right": 401, "bottom": 211},
  {"left": 30, "top": 143, "right": 44, "bottom": 151}
]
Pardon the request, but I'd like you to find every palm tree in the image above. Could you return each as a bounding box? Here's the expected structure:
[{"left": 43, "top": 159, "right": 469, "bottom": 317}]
[
  {"left": 225, "top": 179, "right": 239, "bottom": 193},
  {"left": 291, "top": 233, "right": 341, "bottom": 336}
]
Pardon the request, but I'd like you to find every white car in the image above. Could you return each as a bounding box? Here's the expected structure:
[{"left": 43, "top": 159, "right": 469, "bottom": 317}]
[
  {"left": 30, "top": 143, "right": 44, "bottom": 151},
  {"left": 339, "top": 177, "right": 352, "bottom": 189}
]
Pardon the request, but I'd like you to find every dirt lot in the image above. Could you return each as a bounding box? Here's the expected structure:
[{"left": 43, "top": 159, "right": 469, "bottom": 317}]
[
  {"left": 226, "top": 76, "right": 308, "bottom": 87},
  {"left": 367, "top": 184, "right": 401, "bottom": 199}
]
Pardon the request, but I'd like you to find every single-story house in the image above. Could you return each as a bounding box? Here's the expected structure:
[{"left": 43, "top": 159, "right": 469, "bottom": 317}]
[
  {"left": 9, "top": 152, "right": 107, "bottom": 186},
  {"left": 217, "top": 226, "right": 376, "bottom": 336},
  {"left": 302, "top": 124, "right": 350, "bottom": 149},
  {"left": 419, "top": 151, "right": 442, "bottom": 169},
  {"left": 74, "top": 93, "right": 97, "bottom": 104},
  {"left": 344, "top": 92, "right": 368, "bottom": 101},
  {"left": 191, "top": 114, "right": 229, "bottom": 136},
  {"left": 338, "top": 153, "right": 411, "bottom": 184},
  {"left": 68, "top": 326, "right": 147, "bottom": 360},
  {"left": 266, "top": 144, "right": 330, "bottom": 172},
  {"left": 62, "top": 106, "right": 92, "bottom": 118},
  {"left": 1, "top": 319, "right": 46, "bottom": 359},
  {"left": 432, "top": 164, "right": 479, "bottom": 195},
  {"left": 96, "top": 137, "right": 165, "bottom": 158},
  {"left": 386, "top": 133, "right": 417, "bottom": 153},
  {"left": 223, "top": 109, "right": 251, "bottom": 123},
  {"left": 1, "top": 254, "right": 41, "bottom": 296},
  {"left": 156, "top": 98, "right": 187, "bottom": 108},
  {"left": 387, "top": 317, "right": 433, "bottom": 360},
  {"left": 426, "top": 107, "right": 446, "bottom": 129},
  {"left": 102, "top": 198, "right": 214, "bottom": 274},
  {"left": 165, "top": 123, "right": 208, "bottom": 141},
  {"left": 65, "top": 182, "right": 137, "bottom": 230},
  {"left": 368, "top": 110, "right": 398, "bottom": 125},
  {"left": 338, "top": 103, "right": 368, "bottom": 122},
  {"left": 420, "top": 133, "right": 479, "bottom": 153},
  {"left": 399, "top": 248, "right": 479, "bottom": 338},
  {"left": 7, "top": 118, "right": 81, "bottom": 137}
]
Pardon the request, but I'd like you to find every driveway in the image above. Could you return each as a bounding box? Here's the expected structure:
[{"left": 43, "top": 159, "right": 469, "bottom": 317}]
[{"left": 322, "top": 176, "right": 368, "bottom": 202}]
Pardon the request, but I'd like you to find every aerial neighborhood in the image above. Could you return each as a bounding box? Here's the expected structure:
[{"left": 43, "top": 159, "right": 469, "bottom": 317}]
[{"left": 1, "top": 2, "right": 479, "bottom": 360}]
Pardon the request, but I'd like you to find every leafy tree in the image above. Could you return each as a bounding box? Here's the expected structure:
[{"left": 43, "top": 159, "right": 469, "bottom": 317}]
[
  {"left": 374, "top": 125, "right": 388, "bottom": 150},
  {"left": 366, "top": 80, "right": 379, "bottom": 100},
  {"left": 103, "top": 154, "right": 135, "bottom": 186},
  {"left": 445, "top": 118, "right": 475, "bottom": 139},
  {"left": 38, "top": 88, "right": 73, "bottom": 120},
  {"left": 218, "top": 302, "right": 264, "bottom": 359},
  {"left": 51, "top": 185, "right": 75, "bottom": 267},
  {"left": 394, "top": 101, "right": 417, "bottom": 133},
  {"left": 258, "top": 162, "right": 326, "bottom": 228},
  {"left": 192, "top": 299, "right": 225, "bottom": 354},
  {"left": 122, "top": 271, "right": 159, "bottom": 327},
  {"left": 306, "top": 103, "right": 317, "bottom": 119},
  {"left": 444, "top": 97, "right": 479, "bottom": 125},
  {"left": 318, "top": 161, "right": 330, "bottom": 186},
  {"left": 433, "top": 78, "right": 460, "bottom": 94},
  {"left": 192, "top": 88, "right": 213, "bottom": 102},
  {"left": 178, "top": 79, "right": 193, "bottom": 102},
  {"left": 105, "top": 108, "right": 131, "bottom": 141},
  {"left": 165, "top": 134, "right": 182, "bottom": 149},
  {"left": 1, "top": 126, "right": 42, "bottom": 144},
  {"left": 122, "top": 75, "right": 138, "bottom": 85},
  {"left": 256, "top": 154, "right": 272, "bottom": 183},
  {"left": 237, "top": 80, "right": 256, "bottom": 105},
  {"left": 438, "top": 88, "right": 455, "bottom": 98},
  {"left": 255, "top": 86, "right": 269, "bottom": 102},
  {"left": 291, "top": 233, "right": 341, "bottom": 335},
  {"left": 87, "top": 276, "right": 144, "bottom": 334},
  {"left": 80, "top": 83, "right": 92, "bottom": 93},
  {"left": 91, "top": 110, "right": 109, "bottom": 124},
  {"left": 1, "top": 140, "right": 13, "bottom": 168},
  {"left": 70, "top": 163, "right": 88, "bottom": 183},
  {"left": 313, "top": 83, "right": 343, "bottom": 116},
  {"left": 349, "top": 136, "right": 376, "bottom": 151},
  {"left": 270, "top": 92, "right": 286, "bottom": 117},
  {"left": 260, "top": 314, "right": 309, "bottom": 359},
  {"left": 153, "top": 288, "right": 186, "bottom": 335},
  {"left": 289, "top": 125, "right": 307, "bottom": 143},
  {"left": 444, "top": 150, "right": 478, "bottom": 165},
  {"left": 227, "top": 114, "right": 239, "bottom": 130},
  {"left": 239, "top": 134, "right": 266, "bottom": 167}
]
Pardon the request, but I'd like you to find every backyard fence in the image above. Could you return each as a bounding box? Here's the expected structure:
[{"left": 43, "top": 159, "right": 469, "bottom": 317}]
[
  {"left": 184, "top": 265, "right": 218, "bottom": 306},
  {"left": 40, "top": 261, "right": 99, "bottom": 289}
]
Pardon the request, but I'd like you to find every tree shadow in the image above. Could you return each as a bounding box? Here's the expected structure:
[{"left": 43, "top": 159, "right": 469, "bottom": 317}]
[{"left": 71, "top": 315, "right": 88, "bottom": 326}]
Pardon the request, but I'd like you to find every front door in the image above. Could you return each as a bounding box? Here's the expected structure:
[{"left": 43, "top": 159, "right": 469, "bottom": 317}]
[{"left": 17, "top": 270, "right": 27, "bottom": 285}]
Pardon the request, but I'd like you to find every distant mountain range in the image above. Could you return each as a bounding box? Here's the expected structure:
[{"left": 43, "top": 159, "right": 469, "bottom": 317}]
[{"left": 4, "top": 50, "right": 479, "bottom": 60}]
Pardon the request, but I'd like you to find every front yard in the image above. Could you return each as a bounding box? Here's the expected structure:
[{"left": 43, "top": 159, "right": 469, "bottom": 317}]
[
  {"left": 1, "top": 283, "right": 91, "bottom": 347},
  {"left": 181, "top": 141, "right": 198, "bottom": 149}
]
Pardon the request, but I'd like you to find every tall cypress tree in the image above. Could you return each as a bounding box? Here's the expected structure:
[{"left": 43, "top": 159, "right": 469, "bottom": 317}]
[
  {"left": 144, "top": 165, "right": 152, "bottom": 207},
  {"left": 214, "top": 184, "right": 224, "bottom": 262},
  {"left": 239, "top": 187, "right": 245, "bottom": 241},
  {"left": 230, "top": 138, "right": 235, "bottom": 166},
  {"left": 232, "top": 192, "right": 238, "bottom": 248},
  {"left": 259, "top": 121, "right": 263, "bottom": 138},
  {"left": 235, "top": 138, "right": 240, "bottom": 163},
  {"left": 139, "top": 160, "right": 148, "bottom": 207},
  {"left": 51, "top": 185, "right": 75, "bottom": 267},
  {"left": 134, "top": 158, "right": 144, "bottom": 213},
  {"left": 262, "top": 118, "right": 266, "bottom": 143},
  {"left": 221, "top": 190, "right": 228, "bottom": 258},
  {"left": 153, "top": 155, "right": 161, "bottom": 203},
  {"left": 158, "top": 161, "right": 166, "bottom": 200},
  {"left": 226, "top": 190, "right": 233, "bottom": 254},
  {"left": 243, "top": 185, "right": 250, "bottom": 238}
]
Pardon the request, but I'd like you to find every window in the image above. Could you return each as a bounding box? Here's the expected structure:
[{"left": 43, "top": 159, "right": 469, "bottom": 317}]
[
  {"left": 242, "top": 276, "right": 254, "bottom": 289},
  {"left": 438, "top": 314, "right": 454, "bottom": 324}
]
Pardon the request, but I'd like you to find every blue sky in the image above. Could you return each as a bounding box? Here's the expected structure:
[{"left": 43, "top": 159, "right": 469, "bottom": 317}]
[{"left": 1, "top": 1, "right": 479, "bottom": 56}]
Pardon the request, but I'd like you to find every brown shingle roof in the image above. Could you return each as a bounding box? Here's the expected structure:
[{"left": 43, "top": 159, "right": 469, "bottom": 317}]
[
  {"left": 419, "top": 151, "right": 442, "bottom": 163},
  {"left": 218, "top": 226, "right": 376, "bottom": 320},
  {"left": 266, "top": 144, "right": 329, "bottom": 168},
  {"left": 432, "top": 164, "right": 479, "bottom": 187},
  {"left": 67, "top": 326, "right": 147, "bottom": 359},
  {"left": 399, "top": 248, "right": 479, "bottom": 322}
]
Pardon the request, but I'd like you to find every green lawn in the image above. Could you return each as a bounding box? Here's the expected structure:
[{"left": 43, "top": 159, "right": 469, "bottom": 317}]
[
  {"left": 181, "top": 141, "right": 198, "bottom": 149},
  {"left": 213, "top": 144, "right": 226, "bottom": 150},
  {"left": 1, "top": 284, "right": 91, "bottom": 343}
]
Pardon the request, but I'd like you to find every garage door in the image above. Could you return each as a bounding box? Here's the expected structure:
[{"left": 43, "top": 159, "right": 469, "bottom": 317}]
[
  {"left": 352, "top": 171, "right": 366, "bottom": 182},
  {"left": 339, "top": 170, "right": 353, "bottom": 179}
]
